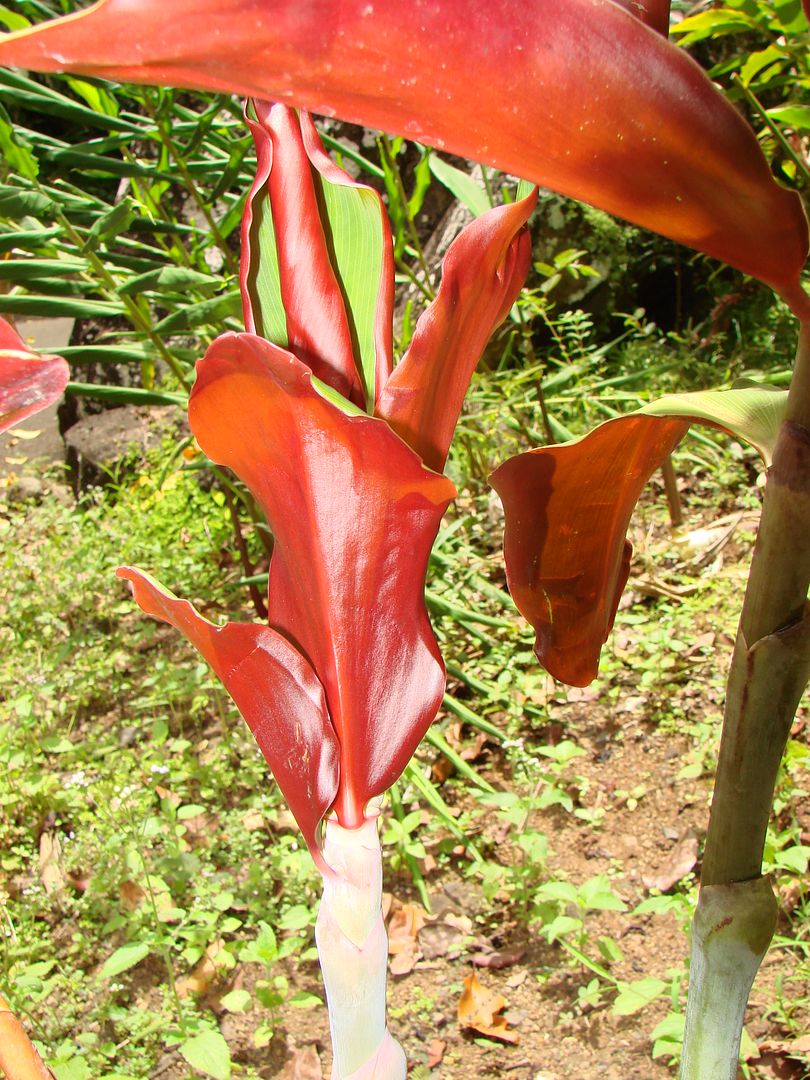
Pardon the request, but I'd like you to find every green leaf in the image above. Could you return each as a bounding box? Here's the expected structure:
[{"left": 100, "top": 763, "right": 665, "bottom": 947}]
[
  {"left": 0, "top": 296, "right": 124, "bottom": 318},
  {"left": 0, "top": 5, "right": 31, "bottom": 31},
  {"left": 0, "top": 258, "right": 88, "bottom": 283},
  {"left": 245, "top": 172, "right": 287, "bottom": 348},
  {"left": 0, "top": 185, "right": 53, "bottom": 217},
  {"left": 82, "top": 198, "right": 137, "bottom": 252},
  {"left": 154, "top": 290, "right": 242, "bottom": 334},
  {"left": 767, "top": 104, "right": 810, "bottom": 132},
  {"left": 739, "top": 45, "right": 786, "bottom": 88},
  {"left": 317, "top": 170, "right": 386, "bottom": 407},
  {"left": 178, "top": 1030, "right": 231, "bottom": 1080},
  {"left": 118, "top": 266, "right": 219, "bottom": 297},
  {"left": 670, "top": 9, "right": 755, "bottom": 45},
  {"left": 542, "top": 914, "right": 582, "bottom": 942},
  {"left": 219, "top": 989, "right": 252, "bottom": 1013},
  {"left": 639, "top": 382, "right": 787, "bottom": 465},
  {"left": 0, "top": 103, "right": 38, "bottom": 181},
  {"left": 612, "top": 977, "right": 668, "bottom": 1016},
  {"left": 289, "top": 990, "right": 322, "bottom": 1009},
  {"left": 429, "top": 156, "right": 490, "bottom": 217},
  {"left": 99, "top": 942, "right": 150, "bottom": 979},
  {"left": 40, "top": 736, "right": 74, "bottom": 754},
  {"left": 66, "top": 383, "right": 187, "bottom": 407}
]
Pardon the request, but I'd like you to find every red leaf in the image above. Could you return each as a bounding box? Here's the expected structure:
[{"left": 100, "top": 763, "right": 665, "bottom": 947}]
[
  {"left": 376, "top": 189, "right": 536, "bottom": 472},
  {"left": 490, "top": 414, "right": 687, "bottom": 686},
  {"left": 613, "top": 0, "right": 671, "bottom": 36},
  {"left": 1, "top": 0, "right": 806, "bottom": 308},
  {"left": 116, "top": 567, "right": 339, "bottom": 866},
  {"left": 0, "top": 316, "right": 69, "bottom": 433},
  {"left": 188, "top": 333, "right": 455, "bottom": 826}
]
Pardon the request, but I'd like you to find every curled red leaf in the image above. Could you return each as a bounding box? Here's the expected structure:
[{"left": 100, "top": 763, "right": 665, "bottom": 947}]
[{"left": 0, "top": 316, "right": 69, "bottom": 433}]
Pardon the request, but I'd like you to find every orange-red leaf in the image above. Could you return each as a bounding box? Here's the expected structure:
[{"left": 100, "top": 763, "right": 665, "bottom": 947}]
[
  {"left": 376, "top": 188, "right": 536, "bottom": 472},
  {"left": 116, "top": 567, "right": 339, "bottom": 865},
  {"left": 490, "top": 415, "right": 687, "bottom": 687},
  {"left": 189, "top": 333, "right": 456, "bottom": 826},
  {"left": 1, "top": 0, "right": 806, "bottom": 309}
]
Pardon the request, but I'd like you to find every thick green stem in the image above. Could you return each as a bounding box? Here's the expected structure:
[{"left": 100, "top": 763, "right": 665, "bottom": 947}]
[
  {"left": 701, "top": 323, "right": 810, "bottom": 885},
  {"left": 315, "top": 813, "right": 406, "bottom": 1080},
  {"left": 681, "top": 322, "right": 810, "bottom": 1079},
  {"left": 680, "top": 878, "right": 777, "bottom": 1080}
]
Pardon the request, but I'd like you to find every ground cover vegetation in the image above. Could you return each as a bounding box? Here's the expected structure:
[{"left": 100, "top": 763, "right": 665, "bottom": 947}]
[{"left": 0, "top": 1, "right": 809, "bottom": 1078}]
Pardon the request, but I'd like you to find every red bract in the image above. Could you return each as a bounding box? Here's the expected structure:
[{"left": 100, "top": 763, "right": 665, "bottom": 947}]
[
  {"left": 119, "top": 107, "right": 534, "bottom": 857},
  {"left": 0, "top": 0, "right": 806, "bottom": 312},
  {"left": 0, "top": 316, "right": 69, "bottom": 433}
]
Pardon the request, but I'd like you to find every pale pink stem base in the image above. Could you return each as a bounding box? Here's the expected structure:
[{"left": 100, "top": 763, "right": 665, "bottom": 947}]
[{"left": 315, "top": 812, "right": 406, "bottom": 1080}]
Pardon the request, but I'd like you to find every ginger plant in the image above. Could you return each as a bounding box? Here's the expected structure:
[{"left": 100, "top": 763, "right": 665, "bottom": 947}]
[{"left": 1, "top": 3, "right": 808, "bottom": 1077}]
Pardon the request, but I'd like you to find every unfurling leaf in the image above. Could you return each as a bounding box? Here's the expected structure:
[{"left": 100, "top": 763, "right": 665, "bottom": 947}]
[{"left": 491, "top": 383, "right": 789, "bottom": 686}]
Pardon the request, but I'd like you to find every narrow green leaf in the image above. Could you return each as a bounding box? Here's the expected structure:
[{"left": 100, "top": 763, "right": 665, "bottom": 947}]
[
  {"left": 99, "top": 942, "right": 150, "bottom": 979},
  {"left": 245, "top": 175, "right": 286, "bottom": 347},
  {"left": 82, "top": 198, "right": 136, "bottom": 252},
  {"left": 118, "top": 266, "right": 219, "bottom": 297},
  {"left": 154, "top": 290, "right": 242, "bottom": 334},
  {"left": 0, "top": 258, "right": 88, "bottom": 282},
  {"left": 429, "top": 156, "right": 490, "bottom": 217},
  {"left": 66, "top": 383, "right": 187, "bottom": 407},
  {"left": 178, "top": 1031, "right": 231, "bottom": 1080},
  {"left": 0, "top": 6, "right": 30, "bottom": 31},
  {"left": 0, "top": 295, "right": 123, "bottom": 318},
  {"left": 64, "top": 76, "right": 120, "bottom": 118},
  {"left": 0, "top": 227, "right": 62, "bottom": 251}
]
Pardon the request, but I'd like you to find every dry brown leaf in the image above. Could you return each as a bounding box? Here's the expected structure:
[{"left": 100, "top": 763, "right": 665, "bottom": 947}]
[
  {"left": 241, "top": 808, "right": 265, "bottom": 831},
  {"left": 642, "top": 835, "right": 698, "bottom": 892},
  {"left": 176, "top": 939, "right": 230, "bottom": 998},
  {"left": 387, "top": 902, "right": 429, "bottom": 975},
  {"left": 154, "top": 785, "right": 181, "bottom": 806},
  {"left": 426, "top": 1038, "right": 446, "bottom": 1068},
  {"left": 457, "top": 971, "right": 519, "bottom": 1044},
  {"left": 38, "top": 832, "right": 65, "bottom": 897},
  {"left": 119, "top": 880, "right": 146, "bottom": 911},
  {"left": 278, "top": 1045, "right": 323, "bottom": 1080},
  {"left": 471, "top": 947, "right": 525, "bottom": 969}
]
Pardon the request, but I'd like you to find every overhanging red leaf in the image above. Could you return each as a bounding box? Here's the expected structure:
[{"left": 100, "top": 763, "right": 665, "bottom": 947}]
[
  {"left": 189, "top": 332, "right": 456, "bottom": 826},
  {"left": 1, "top": 0, "right": 806, "bottom": 309},
  {"left": 116, "top": 567, "right": 340, "bottom": 865},
  {"left": 490, "top": 415, "right": 687, "bottom": 687},
  {"left": 613, "top": 0, "right": 671, "bottom": 36},
  {"left": 0, "top": 316, "right": 69, "bottom": 433},
  {"left": 376, "top": 188, "right": 536, "bottom": 472}
]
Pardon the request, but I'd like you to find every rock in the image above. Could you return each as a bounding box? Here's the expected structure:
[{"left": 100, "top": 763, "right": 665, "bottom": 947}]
[
  {"left": 5, "top": 474, "right": 45, "bottom": 504},
  {"left": 64, "top": 404, "right": 188, "bottom": 489}
]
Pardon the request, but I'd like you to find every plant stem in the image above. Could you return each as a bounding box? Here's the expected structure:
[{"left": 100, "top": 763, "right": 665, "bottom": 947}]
[
  {"left": 315, "top": 812, "right": 406, "bottom": 1080},
  {"left": 681, "top": 321, "right": 810, "bottom": 1078},
  {"left": 701, "top": 322, "right": 810, "bottom": 885},
  {"left": 679, "top": 878, "right": 776, "bottom": 1080}
]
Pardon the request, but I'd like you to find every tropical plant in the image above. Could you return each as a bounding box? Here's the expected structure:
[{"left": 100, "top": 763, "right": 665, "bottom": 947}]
[{"left": 0, "top": 3, "right": 808, "bottom": 1080}]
